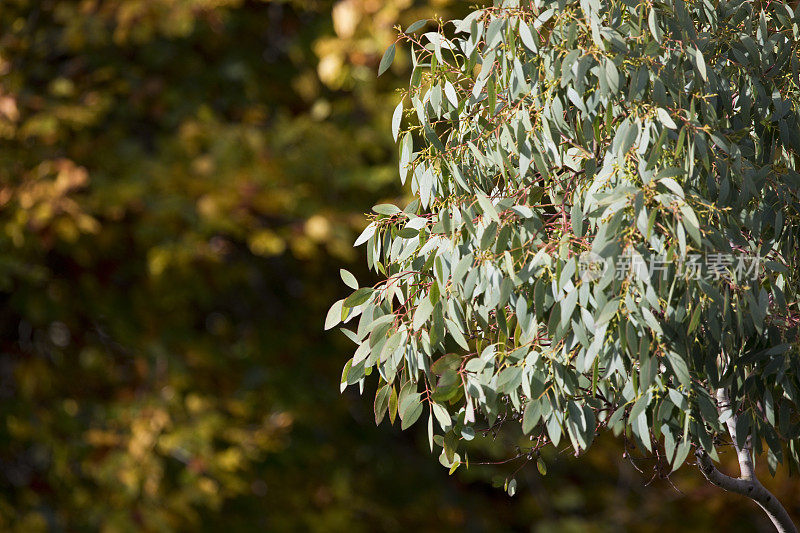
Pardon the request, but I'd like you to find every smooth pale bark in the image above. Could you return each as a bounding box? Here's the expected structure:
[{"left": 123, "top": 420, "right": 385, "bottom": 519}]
[{"left": 695, "top": 389, "right": 797, "bottom": 533}]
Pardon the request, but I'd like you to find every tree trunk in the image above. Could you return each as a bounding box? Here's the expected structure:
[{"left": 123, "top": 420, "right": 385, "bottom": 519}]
[{"left": 695, "top": 389, "right": 797, "bottom": 533}]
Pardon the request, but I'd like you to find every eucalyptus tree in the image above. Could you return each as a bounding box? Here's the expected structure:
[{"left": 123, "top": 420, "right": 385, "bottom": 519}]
[{"left": 326, "top": 0, "right": 800, "bottom": 529}]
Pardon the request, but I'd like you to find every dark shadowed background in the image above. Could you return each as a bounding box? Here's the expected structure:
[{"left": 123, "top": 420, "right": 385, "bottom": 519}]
[{"left": 0, "top": 1, "right": 797, "bottom": 531}]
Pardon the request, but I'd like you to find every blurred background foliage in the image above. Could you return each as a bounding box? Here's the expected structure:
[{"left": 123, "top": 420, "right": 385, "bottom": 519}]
[{"left": 0, "top": 0, "right": 797, "bottom": 531}]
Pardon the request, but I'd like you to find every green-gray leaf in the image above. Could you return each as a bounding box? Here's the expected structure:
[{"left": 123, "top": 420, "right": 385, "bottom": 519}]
[{"left": 378, "top": 43, "right": 396, "bottom": 77}]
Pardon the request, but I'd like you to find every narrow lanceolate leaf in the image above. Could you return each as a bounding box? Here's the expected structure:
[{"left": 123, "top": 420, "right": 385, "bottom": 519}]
[
  {"left": 561, "top": 288, "right": 578, "bottom": 324},
  {"left": 428, "top": 411, "right": 434, "bottom": 451},
  {"left": 400, "top": 395, "right": 423, "bottom": 429},
  {"left": 693, "top": 47, "right": 707, "bottom": 81},
  {"left": 519, "top": 23, "right": 537, "bottom": 52},
  {"left": 344, "top": 287, "right": 373, "bottom": 308},
  {"left": 378, "top": 43, "right": 396, "bottom": 77},
  {"left": 373, "top": 203, "right": 401, "bottom": 216},
  {"left": 679, "top": 204, "right": 701, "bottom": 246},
  {"left": 671, "top": 440, "right": 692, "bottom": 472},
  {"left": 476, "top": 193, "right": 500, "bottom": 223},
  {"left": 666, "top": 351, "right": 690, "bottom": 387},
  {"left": 444, "top": 81, "right": 458, "bottom": 108},
  {"left": 485, "top": 18, "right": 504, "bottom": 48},
  {"left": 413, "top": 296, "right": 434, "bottom": 330},
  {"left": 571, "top": 202, "right": 583, "bottom": 238},
  {"left": 374, "top": 384, "right": 391, "bottom": 424},
  {"left": 641, "top": 308, "right": 663, "bottom": 336},
  {"left": 388, "top": 386, "right": 398, "bottom": 424},
  {"left": 629, "top": 391, "right": 651, "bottom": 422},
  {"left": 405, "top": 19, "right": 427, "bottom": 33},
  {"left": 595, "top": 298, "right": 619, "bottom": 326},
  {"left": 340, "top": 359, "right": 352, "bottom": 393},
  {"left": 688, "top": 305, "right": 702, "bottom": 333},
  {"left": 391, "top": 100, "right": 403, "bottom": 141},
  {"left": 648, "top": 9, "right": 663, "bottom": 42},
  {"left": 656, "top": 108, "right": 677, "bottom": 129},
  {"left": 340, "top": 269, "right": 358, "bottom": 290},
  {"left": 432, "top": 402, "right": 452, "bottom": 431},
  {"left": 523, "top": 400, "right": 542, "bottom": 434},
  {"left": 353, "top": 223, "right": 376, "bottom": 247},
  {"left": 612, "top": 119, "right": 634, "bottom": 155},
  {"left": 325, "top": 299, "right": 345, "bottom": 330},
  {"left": 605, "top": 59, "right": 620, "bottom": 94},
  {"left": 399, "top": 132, "right": 413, "bottom": 184},
  {"left": 659, "top": 177, "right": 684, "bottom": 198},
  {"left": 446, "top": 319, "right": 470, "bottom": 350}
]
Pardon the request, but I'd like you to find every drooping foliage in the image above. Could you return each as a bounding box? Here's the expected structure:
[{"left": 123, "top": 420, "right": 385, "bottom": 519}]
[
  {"left": 0, "top": 1, "right": 507, "bottom": 530},
  {"left": 331, "top": 0, "right": 800, "bottom": 481}
]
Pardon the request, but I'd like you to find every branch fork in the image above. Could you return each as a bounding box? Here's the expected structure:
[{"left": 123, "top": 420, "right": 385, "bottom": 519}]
[{"left": 694, "top": 390, "right": 797, "bottom": 533}]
